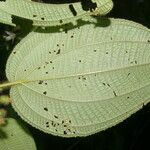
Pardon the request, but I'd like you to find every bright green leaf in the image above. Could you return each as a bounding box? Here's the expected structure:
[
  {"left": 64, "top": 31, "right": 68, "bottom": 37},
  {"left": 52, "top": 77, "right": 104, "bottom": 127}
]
[
  {"left": 0, "top": 118, "right": 36, "bottom": 150},
  {"left": 5, "top": 18, "right": 150, "bottom": 137},
  {"left": 0, "top": 0, "right": 113, "bottom": 26}
]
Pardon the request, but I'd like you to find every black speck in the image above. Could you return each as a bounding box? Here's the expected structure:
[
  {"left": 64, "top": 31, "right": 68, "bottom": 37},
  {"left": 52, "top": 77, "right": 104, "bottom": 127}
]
[
  {"left": 44, "top": 107, "right": 48, "bottom": 111},
  {"left": 38, "top": 80, "right": 43, "bottom": 84},
  {"left": 13, "top": 51, "right": 16, "bottom": 54},
  {"left": 106, "top": 52, "right": 109, "bottom": 54},
  {"left": 60, "top": 20, "right": 63, "bottom": 24},
  {"left": 69, "top": 120, "right": 71, "bottom": 123},
  {"left": 102, "top": 83, "right": 106, "bottom": 86},
  {"left": 107, "top": 84, "right": 111, "bottom": 87},
  {"left": 52, "top": 67, "right": 55, "bottom": 69},
  {"left": 148, "top": 40, "right": 150, "bottom": 43},
  {"left": 62, "top": 44, "right": 64, "bottom": 46},
  {"left": 46, "top": 125, "right": 49, "bottom": 128},
  {"left": 127, "top": 73, "right": 131, "bottom": 76},
  {"left": 113, "top": 91, "right": 117, "bottom": 97},
  {"left": 46, "top": 72, "right": 48, "bottom": 74},
  {"left": 43, "top": 91, "right": 47, "bottom": 95},
  {"left": 49, "top": 51, "right": 51, "bottom": 54},
  {"left": 93, "top": 50, "right": 97, "bottom": 52},
  {"left": 55, "top": 129, "right": 58, "bottom": 132},
  {"left": 38, "top": 67, "right": 41, "bottom": 69},
  {"left": 46, "top": 122, "right": 49, "bottom": 124},
  {"left": 62, "top": 120, "right": 64, "bottom": 124},
  {"left": 127, "top": 96, "right": 130, "bottom": 99},
  {"left": 41, "top": 17, "right": 45, "bottom": 20},
  {"left": 64, "top": 131, "right": 67, "bottom": 135},
  {"left": 135, "top": 60, "right": 137, "bottom": 64},
  {"left": 79, "top": 60, "right": 81, "bottom": 62},
  {"left": 45, "top": 83, "right": 48, "bottom": 85},
  {"left": 33, "top": 14, "right": 37, "bottom": 17},
  {"left": 69, "top": 4, "right": 77, "bottom": 16},
  {"left": 24, "top": 69, "right": 26, "bottom": 71},
  {"left": 50, "top": 61, "right": 53, "bottom": 63},
  {"left": 57, "top": 44, "right": 59, "bottom": 46},
  {"left": 54, "top": 50, "right": 56, "bottom": 52},
  {"left": 125, "top": 51, "right": 128, "bottom": 53},
  {"left": 71, "top": 35, "right": 74, "bottom": 38},
  {"left": 56, "top": 49, "right": 61, "bottom": 55},
  {"left": 54, "top": 115, "right": 58, "bottom": 119}
]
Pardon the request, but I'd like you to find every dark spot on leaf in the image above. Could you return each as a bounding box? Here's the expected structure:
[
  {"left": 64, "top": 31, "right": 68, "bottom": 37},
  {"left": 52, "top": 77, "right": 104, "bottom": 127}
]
[
  {"left": 41, "top": 17, "right": 45, "bottom": 20},
  {"left": 46, "top": 72, "right": 48, "bottom": 74},
  {"left": 50, "top": 61, "right": 53, "bottom": 63},
  {"left": 69, "top": 4, "right": 77, "bottom": 16},
  {"left": 69, "top": 120, "right": 71, "bottom": 123},
  {"left": 57, "top": 44, "right": 59, "bottom": 46},
  {"left": 111, "top": 37, "right": 113, "bottom": 40},
  {"left": 102, "top": 83, "right": 106, "bottom": 86},
  {"left": 127, "top": 73, "right": 131, "bottom": 76},
  {"left": 33, "top": 14, "right": 37, "bottom": 17},
  {"left": 55, "top": 129, "right": 58, "bottom": 132},
  {"left": 44, "top": 107, "right": 48, "bottom": 111},
  {"left": 148, "top": 40, "right": 150, "bottom": 42},
  {"left": 52, "top": 67, "right": 55, "bottom": 69},
  {"left": 125, "top": 51, "right": 128, "bottom": 53},
  {"left": 60, "top": 20, "right": 63, "bottom": 24},
  {"left": 113, "top": 91, "right": 117, "bottom": 97},
  {"left": 107, "top": 84, "right": 111, "bottom": 87},
  {"left": 46, "top": 125, "right": 49, "bottom": 128},
  {"left": 106, "top": 52, "right": 109, "bottom": 54},
  {"left": 49, "top": 51, "right": 51, "bottom": 54},
  {"left": 79, "top": 60, "right": 81, "bottom": 62},
  {"left": 127, "top": 96, "right": 130, "bottom": 99},
  {"left": 71, "top": 35, "right": 74, "bottom": 38},
  {"left": 62, "top": 120, "right": 64, "bottom": 124},
  {"left": 46, "top": 122, "right": 49, "bottom": 124},
  {"left": 62, "top": 44, "right": 64, "bottom": 46},
  {"left": 24, "top": 69, "right": 26, "bottom": 71},
  {"left": 38, "top": 80, "right": 43, "bottom": 84},
  {"left": 64, "top": 131, "right": 67, "bottom": 134},
  {"left": 93, "top": 50, "right": 97, "bottom": 52},
  {"left": 135, "top": 60, "right": 137, "bottom": 64},
  {"left": 45, "top": 83, "right": 48, "bottom": 85},
  {"left": 38, "top": 67, "right": 41, "bottom": 69},
  {"left": 56, "top": 49, "right": 61, "bottom": 54},
  {"left": 43, "top": 91, "right": 47, "bottom": 95},
  {"left": 13, "top": 51, "right": 16, "bottom": 54},
  {"left": 54, "top": 115, "right": 58, "bottom": 119}
]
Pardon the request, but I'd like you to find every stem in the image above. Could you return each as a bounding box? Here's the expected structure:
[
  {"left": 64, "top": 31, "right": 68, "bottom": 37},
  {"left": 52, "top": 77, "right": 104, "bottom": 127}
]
[{"left": 0, "top": 81, "right": 24, "bottom": 89}]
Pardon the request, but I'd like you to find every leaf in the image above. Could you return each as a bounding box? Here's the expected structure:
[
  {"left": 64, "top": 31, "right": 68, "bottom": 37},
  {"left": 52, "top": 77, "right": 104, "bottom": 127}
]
[
  {"left": 0, "top": 0, "right": 113, "bottom": 26},
  {"left": 6, "top": 18, "right": 150, "bottom": 137},
  {"left": 0, "top": 118, "right": 36, "bottom": 150}
]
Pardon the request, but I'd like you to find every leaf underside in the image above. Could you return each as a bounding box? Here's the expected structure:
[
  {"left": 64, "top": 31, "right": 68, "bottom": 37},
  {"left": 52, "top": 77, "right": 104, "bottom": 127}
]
[
  {"left": 6, "top": 18, "right": 150, "bottom": 137},
  {"left": 0, "top": 118, "right": 36, "bottom": 150},
  {"left": 0, "top": 0, "right": 113, "bottom": 26}
]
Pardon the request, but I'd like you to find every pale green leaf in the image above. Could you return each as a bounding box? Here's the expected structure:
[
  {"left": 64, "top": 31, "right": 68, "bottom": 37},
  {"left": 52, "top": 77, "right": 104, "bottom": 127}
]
[
  {"left": 0, "top": 0, "right": 113, "bottom": 26},
  {"left": 0, "top": 118, "right": 36, "bottom": 150},
  {"left": 6, "top": 18, "right": 150, "bottom": 137}
]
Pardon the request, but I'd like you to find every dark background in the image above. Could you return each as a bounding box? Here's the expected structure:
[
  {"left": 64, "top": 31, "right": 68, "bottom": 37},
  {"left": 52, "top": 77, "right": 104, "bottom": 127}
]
[{"left": 0, "top": 0, "right": 150, "bottom": 150}]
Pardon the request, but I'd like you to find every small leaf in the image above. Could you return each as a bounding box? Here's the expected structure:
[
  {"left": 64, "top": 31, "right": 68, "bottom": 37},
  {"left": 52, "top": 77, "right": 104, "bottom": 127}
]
[
  {"left": 0, "top": 118, "right": 37, "bottom": 150},
  {"left": 6, "top": 18, "right": 150, "bottom": 137}
]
